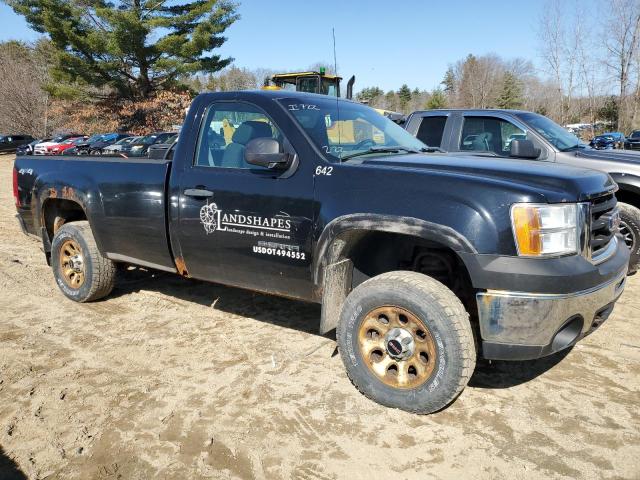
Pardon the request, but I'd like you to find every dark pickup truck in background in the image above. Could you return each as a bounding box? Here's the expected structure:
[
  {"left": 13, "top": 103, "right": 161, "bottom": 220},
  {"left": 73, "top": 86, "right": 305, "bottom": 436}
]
[
  {"left": 14, "top": 92, "right": 628, "bottom": 413},
  {"left": 405, "top": 109, "right": 640, "bottom": 274}
]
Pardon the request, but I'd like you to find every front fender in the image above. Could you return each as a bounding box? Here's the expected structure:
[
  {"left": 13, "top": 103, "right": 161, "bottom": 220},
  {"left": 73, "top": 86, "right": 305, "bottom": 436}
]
[
  {"left": 313, "top": 213, "right": 477, "bottom": 285},
  {"left": 609, "top": 172, "right": 640, "bottom": 197},
  {"left": 313, "top": 214, "right": 476, "bottom": 334}
]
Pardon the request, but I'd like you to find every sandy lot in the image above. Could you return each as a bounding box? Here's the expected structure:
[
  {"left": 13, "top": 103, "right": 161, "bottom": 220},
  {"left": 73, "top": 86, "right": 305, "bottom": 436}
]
[{"left": 0, "top": 154, "right": 638, "bottom": 480}]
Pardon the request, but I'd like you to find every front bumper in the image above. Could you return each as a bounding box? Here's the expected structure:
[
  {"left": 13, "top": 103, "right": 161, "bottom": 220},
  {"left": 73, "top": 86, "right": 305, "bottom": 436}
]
[{"left": 477, "top": 267, "right": 627, "bottom": 360}]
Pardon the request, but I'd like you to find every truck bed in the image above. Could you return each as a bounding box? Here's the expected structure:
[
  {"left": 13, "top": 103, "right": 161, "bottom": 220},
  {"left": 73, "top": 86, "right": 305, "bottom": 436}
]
[{"left": 14, "top": 155, "right": 176, "bottom": 272}]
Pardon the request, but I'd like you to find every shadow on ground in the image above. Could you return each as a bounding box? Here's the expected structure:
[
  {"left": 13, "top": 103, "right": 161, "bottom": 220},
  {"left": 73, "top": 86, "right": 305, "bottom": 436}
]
[
  {"left": 0, "top": 446, "right": 26, "bottom": 480},
  {"left": 110, "top": 266, "right": 566, "bottom": 388},
  {"left": 111, "top": 266, "right": 324, "bottom": 336}
]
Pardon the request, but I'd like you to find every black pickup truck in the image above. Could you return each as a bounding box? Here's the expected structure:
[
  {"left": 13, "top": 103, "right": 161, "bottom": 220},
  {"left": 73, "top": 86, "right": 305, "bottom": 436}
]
[
  {"left": 14, "top": 92, "right": 628, "bottom": 413},
  {"left": 405, "top": 109, "right": 640, "bottom": 273}
]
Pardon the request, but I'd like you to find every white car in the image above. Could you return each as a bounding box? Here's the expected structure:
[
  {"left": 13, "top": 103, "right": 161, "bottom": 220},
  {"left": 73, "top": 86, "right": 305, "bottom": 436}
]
[{"left": 34, "top": 134, "right": 82, "bottom": 155}]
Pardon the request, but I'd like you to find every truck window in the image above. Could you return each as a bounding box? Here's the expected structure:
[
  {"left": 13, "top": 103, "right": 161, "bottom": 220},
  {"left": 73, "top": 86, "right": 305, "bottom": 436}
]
[
  {"left": 195, "top": 102, "right": 282, "bottom": 169},
  {"left": 416, "top": 116, "right": 446, "bottom": 148},
  {"left": 280, "top": 97, "right": 425, "bottom": 161},
  {"left": 460, "top": 116, "right": 526, "bottom": 156}
]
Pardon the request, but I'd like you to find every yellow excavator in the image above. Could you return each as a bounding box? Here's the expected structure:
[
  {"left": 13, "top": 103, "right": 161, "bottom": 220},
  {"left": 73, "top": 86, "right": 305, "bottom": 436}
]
[
  {"left": 262, "top": 69, "right": 404, "bottom": 143},
  {"left": 264, "top": 69, "right": 398, "bottom": 113},
  {"left": 264, "top": 67, "right": 355, "bottom": 99}
]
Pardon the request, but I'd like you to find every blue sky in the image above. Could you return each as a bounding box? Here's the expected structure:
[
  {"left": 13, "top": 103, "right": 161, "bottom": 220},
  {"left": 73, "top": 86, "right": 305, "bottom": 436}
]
[{"left": 0, "top": 0, "right": 547, "bottom": 91}]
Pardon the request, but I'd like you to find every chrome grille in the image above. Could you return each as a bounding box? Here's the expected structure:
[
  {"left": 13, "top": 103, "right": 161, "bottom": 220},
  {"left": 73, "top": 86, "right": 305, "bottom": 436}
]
[{"left": 590, "top": 193, "right": 617, "bottom": 258}]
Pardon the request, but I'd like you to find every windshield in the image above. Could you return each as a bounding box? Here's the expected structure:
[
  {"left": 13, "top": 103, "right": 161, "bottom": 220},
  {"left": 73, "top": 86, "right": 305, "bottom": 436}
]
[
  {"left": 631, "top": 131, "right": 640, "bottom": 138},
  {"left": 86, "top": 134, "right": 102, "bottom": 143},
  {"left": 516, "top": 112, "right": 584, "bottom": 151},
  {"left": 279, "top": 97, "right": 425, "bottom": 161}
]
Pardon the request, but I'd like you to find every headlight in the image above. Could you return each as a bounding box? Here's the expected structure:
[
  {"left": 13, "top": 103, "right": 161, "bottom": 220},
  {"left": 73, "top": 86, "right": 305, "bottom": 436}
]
[{"left": 511, "top": 203, "right": 582, "bottom": 257}]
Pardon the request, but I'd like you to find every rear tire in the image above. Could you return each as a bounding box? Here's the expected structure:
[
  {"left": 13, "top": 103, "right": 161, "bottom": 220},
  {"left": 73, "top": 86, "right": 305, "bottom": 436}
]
[
  {"left": 618, "top": 202, "right": 640, "bottom": 274},
  {"left": 337, "top": 271, "right": 475, "bottom": 414},
  {"left": 51, "top": 221, "right": 116, "bottom": 302}
]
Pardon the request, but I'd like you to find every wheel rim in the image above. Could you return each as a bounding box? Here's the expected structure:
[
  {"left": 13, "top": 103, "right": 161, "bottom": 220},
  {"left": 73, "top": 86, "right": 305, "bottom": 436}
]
[
  {"left": 358, "top": 305, "right": 437, "bottom": 389},
  {"left": 619, "top": 220, "right": 636, "bottom": 250},
  {"left": 58, "top": 239, "right": 85, "bottom": 288}
]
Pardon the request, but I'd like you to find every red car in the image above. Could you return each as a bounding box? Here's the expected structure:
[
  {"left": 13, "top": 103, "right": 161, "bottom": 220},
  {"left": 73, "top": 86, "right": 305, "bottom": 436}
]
[{"left": 48, "top": 136, "right": 87, "bottom": 155}]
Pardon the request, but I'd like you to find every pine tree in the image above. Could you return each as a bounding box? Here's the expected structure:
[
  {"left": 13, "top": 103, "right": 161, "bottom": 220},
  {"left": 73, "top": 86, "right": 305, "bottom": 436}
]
[
  {"left": 397, "top": 84, "right": 412, "bottom": 112},
  {"left": 441, "top": 67, "right": 456, "bottom": 94},
  {"left": 356, "top": 86, "right": 384, "bottom": 104},
  {"left": 496, "top": 72, "right": 524, "bottom": 109},
  {"left": 7, "top": 0, "right": 238, "bottom": 100},
  {"left": 425, "top": 88, "right": 447, "bottom": 109}
]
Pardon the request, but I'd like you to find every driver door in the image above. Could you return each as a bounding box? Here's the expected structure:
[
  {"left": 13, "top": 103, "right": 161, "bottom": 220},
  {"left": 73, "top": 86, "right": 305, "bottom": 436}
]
[{"left": 173, "top": 100, "right": 316, "bottom": 300}]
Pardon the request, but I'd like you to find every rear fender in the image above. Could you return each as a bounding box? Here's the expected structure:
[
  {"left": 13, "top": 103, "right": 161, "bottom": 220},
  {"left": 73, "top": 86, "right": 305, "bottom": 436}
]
[{"left": 35, "top": 173, "right": 104, "bottom": 254}]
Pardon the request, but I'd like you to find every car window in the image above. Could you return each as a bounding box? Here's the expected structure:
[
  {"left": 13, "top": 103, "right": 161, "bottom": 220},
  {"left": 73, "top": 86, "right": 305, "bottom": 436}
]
[
  {"left": 416, "top": 116, "right": 447, "bottom": 148},
  {"left": 195, "top": 102, "right": 281, "bottom": 169},
  {"left": 460, "top": 116, "right": 526, "bottom": 156}
]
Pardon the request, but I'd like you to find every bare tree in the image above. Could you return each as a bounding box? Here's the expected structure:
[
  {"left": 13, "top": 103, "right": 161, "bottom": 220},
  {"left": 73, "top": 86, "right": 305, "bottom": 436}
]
[
  {"left": 604, "top": 0, "right": 640, "bottom": 131},
  {"left": 538, "top": 0, "right": 566, "bottom": 122},
  {"left": 0, "top": 40, "right": 51, "bottom": 136}
]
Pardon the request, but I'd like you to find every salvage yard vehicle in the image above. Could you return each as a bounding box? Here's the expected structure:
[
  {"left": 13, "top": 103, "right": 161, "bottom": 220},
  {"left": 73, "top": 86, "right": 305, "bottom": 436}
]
[
  {"left": 120, "top": 132, "right": 174, "bottom": 157},
  {"left": 34, "top": 133, "right": 83, "bottom": 155},
  {"left": 14, "top": 91, "right": 629, "bottom": 413},
  {"left": 0, "top": 134, "right": 35, "bottom": 154},
  {"left": 405, "top": 108, "right": 640, "bottom": 274},
  {"left": 15, "top": 138, "right": 44, "bottom": 156}
]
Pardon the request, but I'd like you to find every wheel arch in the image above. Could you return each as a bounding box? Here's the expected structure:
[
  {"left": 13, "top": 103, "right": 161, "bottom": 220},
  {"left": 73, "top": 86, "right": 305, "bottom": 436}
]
[
  {"left": 315, "top": 214, "right": 477, "bottom": 334},
  {"left": 36, "top": 179, "right": 104, "bottom": 262}
]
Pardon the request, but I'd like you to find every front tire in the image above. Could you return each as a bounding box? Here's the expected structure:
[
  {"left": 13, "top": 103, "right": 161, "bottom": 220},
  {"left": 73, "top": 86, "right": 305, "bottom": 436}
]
[
  {"left": 51, "top": 221, "right": 116, "bottom": 302},
  {"left": 618, "top": 202, "right": 640, "bottom": 274},
  {"left": 337, "top": 271, "right": 475, "bottom": 414}
]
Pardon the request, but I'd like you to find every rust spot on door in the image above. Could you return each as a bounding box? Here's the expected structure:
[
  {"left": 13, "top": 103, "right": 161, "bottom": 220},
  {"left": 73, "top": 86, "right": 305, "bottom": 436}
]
[{"left": 174, "top": 256, "right": 189, "bottom": 277}]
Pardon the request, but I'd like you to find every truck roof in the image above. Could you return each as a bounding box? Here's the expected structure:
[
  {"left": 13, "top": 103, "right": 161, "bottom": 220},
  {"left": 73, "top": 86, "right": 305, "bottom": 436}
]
[
  {"left": 411, "top": 108, "right": 533, "bottom": 115},
  {"left": 194, "top": 89, "right": 360, "bottom": 104}
]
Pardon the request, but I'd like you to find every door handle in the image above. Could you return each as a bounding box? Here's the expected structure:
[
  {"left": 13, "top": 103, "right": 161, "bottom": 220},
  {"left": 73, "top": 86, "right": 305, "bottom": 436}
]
[{"left": 184, "top": 188, "right": 214, "bottom": 198}]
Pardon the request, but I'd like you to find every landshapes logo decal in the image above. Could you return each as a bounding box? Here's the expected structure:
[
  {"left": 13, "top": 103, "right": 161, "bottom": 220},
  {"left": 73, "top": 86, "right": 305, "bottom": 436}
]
[{"left": 199, "top": 200, "right": 292, "bottom": 240}]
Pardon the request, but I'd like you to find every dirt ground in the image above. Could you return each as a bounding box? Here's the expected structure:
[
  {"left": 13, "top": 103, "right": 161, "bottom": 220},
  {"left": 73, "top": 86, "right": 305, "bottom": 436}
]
[{"left": 0, "top": 155, "right": 638, "bottom": 480}]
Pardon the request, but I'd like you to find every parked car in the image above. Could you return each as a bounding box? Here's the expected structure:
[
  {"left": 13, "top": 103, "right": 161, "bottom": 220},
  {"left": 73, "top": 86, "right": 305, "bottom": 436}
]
[
  {"left": 590, "top": 134, "right": 617, "bottom": 150},
  {"left": 69, "top": 133, "right": 109, "bottom": 155},
  {"left": 147, "top": 134, "right": 179, "bottom": 159},
  {"left": 624, "top": 130, "right": 640, "bottom": 150},
  {"left": 16, "top": 138, "right": 48, "bottom": 156},
  {"left": 34, "top": 134, "right": 83, "bottom": 155},
  {"left": 14, "top": 91, "right": 628, "bottom": 414},
  {"left": 120, "top": 132, "right": 174, "bottom": 157},
  {"left": 404, "top": 108, "right": 640, "bottom": 273},
  {"left": 102, "top": 136, "right": 142, "bottom": 155},
  {"left": 49, "top": 136, "right": 87, "bottom": 155},
  {"left": 88, "top": 133, "right": 132, "bottom": 154},
  {"left": 0, "top": 134, "right": 35, "bottom": 154}
]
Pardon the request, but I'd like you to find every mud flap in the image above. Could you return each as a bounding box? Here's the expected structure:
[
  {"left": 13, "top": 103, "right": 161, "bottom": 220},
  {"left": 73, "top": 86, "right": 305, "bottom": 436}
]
[{"left": 319, "top": 258, "right": 353, "bottom": 334}]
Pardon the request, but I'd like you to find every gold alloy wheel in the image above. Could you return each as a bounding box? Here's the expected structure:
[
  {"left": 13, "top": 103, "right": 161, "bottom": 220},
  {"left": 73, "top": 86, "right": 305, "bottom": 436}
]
[
  {"left": 58, "top": 239, "right": 85, "bottom": 289},
  {"left": 358, "top": 305, "right": 437, "bottom": 389}
]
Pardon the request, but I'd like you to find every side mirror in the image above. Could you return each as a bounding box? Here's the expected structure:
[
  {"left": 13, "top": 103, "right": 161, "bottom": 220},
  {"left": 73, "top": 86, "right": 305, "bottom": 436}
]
[
  {"left": 510, "top": 139, "right": 541, "bottom": 159},
  {"left": 245, "top": 137, "right": 288, "bottom": 169}
]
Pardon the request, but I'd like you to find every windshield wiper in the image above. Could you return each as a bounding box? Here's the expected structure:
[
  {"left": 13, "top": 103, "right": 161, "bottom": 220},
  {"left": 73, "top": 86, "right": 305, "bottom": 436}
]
[
  {"left": 420, "top": 146, "right": 446, "bottom": 153},
  {"left": 341, "top": 146, "right": 421, "bottom": 161}
]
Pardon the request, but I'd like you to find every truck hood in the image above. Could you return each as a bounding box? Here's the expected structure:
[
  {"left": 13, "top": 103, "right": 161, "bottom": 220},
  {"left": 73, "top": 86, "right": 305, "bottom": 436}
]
[
  {"left": 361, "top": 153, "right": 616, "bottom": 202},
  {"left": 575, "top": 147, "right": 640, "bottom": 164}
]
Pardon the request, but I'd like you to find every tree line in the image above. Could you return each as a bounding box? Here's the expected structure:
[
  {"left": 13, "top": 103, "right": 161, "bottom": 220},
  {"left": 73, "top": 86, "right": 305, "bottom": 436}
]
[{"left": 2, "top": 0, "right": 640, "bottom": 136}]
